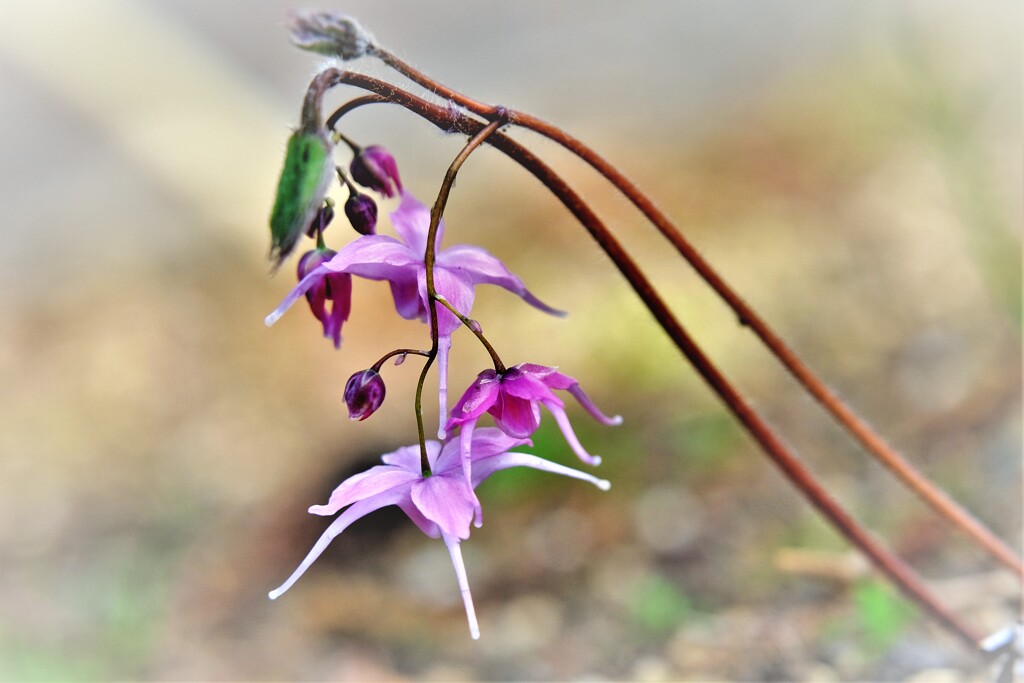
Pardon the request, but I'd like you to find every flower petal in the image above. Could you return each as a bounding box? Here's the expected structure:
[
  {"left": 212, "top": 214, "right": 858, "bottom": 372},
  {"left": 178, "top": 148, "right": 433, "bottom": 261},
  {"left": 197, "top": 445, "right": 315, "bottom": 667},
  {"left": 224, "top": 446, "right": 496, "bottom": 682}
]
[
  {"left": 436, "top": 333, "right": 452, "bottom": 439},
  {"left": 421, "top": 267, "right": 475, "bottom": 336},
  {"left": 566, "top": 383, "right": 623, "bottom": 426},
  {"left": 268, "top": 486, "right": 410, "bottom": 600},
  {"left": 544, "top": 400, "right": 603, "bottom": 466},
  {"left": 265, "top": 264, "right": 329, "bottom": 327},
  {"left": 435, "top": 427, "right": 531, "bottom": 474},
  {"left": 501, "top": 371, "right": 561, "bottom": 404},
  {"left": 381, "top": 441, "right": 440, "bottom": 472},
  {"left": 437, "top": 244, "right": 565, "bottom": 317},
  {"left": 391, "top": 191, "right": 442, "bottom": 256},
  {"left": 310, "top": 465, "right": 419, "bottom": 515},
  {"left": 411, "top": 474, "right": 476, "bottom": 540},
  {"left": 491, "top": 393, "right": 541, "bottom": 438},
  {"left": 446, "top": 370, "right": 501, "bottom": 431},
  {"left": 442, "top": 534, "right": 480, "bottom": 640},
  {"left": 397, "top": 499, "right": 440, "bottom": 538},
  {"left": 323, "top": 272, "right": 352, "bottom": 348},
  {"left": 326, "top": 234, "right": 420, "bottom": 281},
  {"left": 389, "top": 277, "right": 424, "bottom": 321},
  {"left": 471, "top": 450, "right": 611, "bottom": 491}
]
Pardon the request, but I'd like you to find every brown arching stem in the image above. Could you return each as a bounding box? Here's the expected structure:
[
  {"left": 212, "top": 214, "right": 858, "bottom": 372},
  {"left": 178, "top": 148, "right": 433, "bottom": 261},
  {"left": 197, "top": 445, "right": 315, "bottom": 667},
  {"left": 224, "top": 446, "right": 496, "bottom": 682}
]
[
  {"left": 367, "top": 47, "right": 1023, "bottom": 579},
  {"left": 315, "top": 69, "right": 987, "bottom": 652}
]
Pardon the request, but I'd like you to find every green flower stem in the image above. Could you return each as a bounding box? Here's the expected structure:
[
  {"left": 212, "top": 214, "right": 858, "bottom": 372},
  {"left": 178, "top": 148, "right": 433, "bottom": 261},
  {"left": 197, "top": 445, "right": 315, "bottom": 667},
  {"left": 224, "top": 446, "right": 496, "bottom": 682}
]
[{"left": 433, "top": 295, "right": 506, "bottom": 373}]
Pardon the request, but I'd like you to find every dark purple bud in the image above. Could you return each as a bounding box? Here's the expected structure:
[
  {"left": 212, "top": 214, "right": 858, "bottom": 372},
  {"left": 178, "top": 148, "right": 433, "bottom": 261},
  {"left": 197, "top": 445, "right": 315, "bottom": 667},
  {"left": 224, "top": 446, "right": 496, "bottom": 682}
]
[
  {"left": 350, "top": 145, "right": 403, "bottom": 198},
  {"left": 305, "top": 200, "right": 335, "bottom": 238},
  {"left": 344, "top": 193, "right": 378, "bottom": 235},
  {"left": 297, "top": 247, "right": 336, "bottom": 281},
  {"left": 344, "top": 369, "right": 386, "bottom": 421}
]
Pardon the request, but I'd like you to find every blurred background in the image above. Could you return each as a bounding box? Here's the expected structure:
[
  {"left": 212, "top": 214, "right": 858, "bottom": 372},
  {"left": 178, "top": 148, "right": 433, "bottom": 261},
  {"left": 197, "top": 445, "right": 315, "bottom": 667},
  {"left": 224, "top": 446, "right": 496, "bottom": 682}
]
[{"left": 0, "top": 1, "right": 1020, "bottom": 680}]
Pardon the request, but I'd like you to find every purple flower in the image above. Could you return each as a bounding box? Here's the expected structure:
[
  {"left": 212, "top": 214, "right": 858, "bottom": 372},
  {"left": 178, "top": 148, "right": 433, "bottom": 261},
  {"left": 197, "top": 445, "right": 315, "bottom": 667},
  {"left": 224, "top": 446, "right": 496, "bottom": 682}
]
[
  {"left": 446, "top": 364, "right": 621, "bottom": 514},
  {"left": 296, "top": 248, "right": 352, "bottom": 348},
  {"left": 343, "top": 368, "right": 386, "bottom": 420},
  {"left": 266, "top": 192, "right": 564, "bottom": 435},
  {"left": 267, "top": 428, "right": 610, "bottom": 640},
  {"left": 350, "top": 145, "right": 403, "bottom": 198}
]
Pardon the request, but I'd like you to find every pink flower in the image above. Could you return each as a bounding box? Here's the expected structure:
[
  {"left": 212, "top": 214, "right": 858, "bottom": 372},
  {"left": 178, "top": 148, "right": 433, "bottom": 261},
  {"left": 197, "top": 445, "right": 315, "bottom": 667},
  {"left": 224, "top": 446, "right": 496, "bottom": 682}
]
[
  {"left": 266, "top": 192, "right": 564, "bottom": 434},
  {"left": 446, "top": 364, "right": 621, "bottom": 517},
  {"left": 267, "top": 428, "right": 610, "bottom": 640},
  {"left": 296, "top": 248, "right": 352, "bottom": 348}
]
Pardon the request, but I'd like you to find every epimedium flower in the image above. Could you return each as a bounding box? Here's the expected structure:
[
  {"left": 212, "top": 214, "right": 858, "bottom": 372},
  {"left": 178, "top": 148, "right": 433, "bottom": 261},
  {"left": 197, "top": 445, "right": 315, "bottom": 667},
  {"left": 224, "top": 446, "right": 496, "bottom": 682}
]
[
  {"left": 267, "top": 428, "right": 610, "bottom": 640},
  {"left": 446, "top": 363, "right": 621, "bottom": 516},
  {"left": 296, "top": 248, "right": 352, "bottom": 348},
  {"left": 265, "top": 192, "right": 564, "bottom": 435}
]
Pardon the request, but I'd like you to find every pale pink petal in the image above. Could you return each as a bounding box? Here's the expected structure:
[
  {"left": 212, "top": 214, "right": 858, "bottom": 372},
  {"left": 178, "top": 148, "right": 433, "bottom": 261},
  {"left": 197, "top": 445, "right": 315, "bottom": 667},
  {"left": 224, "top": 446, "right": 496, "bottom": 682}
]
[
  {"left": 438, "top": 244, "right": 566, "bottom": 317},
  {"left": 269, "top": 486, "right": 410, "bottom": 600},
  {"left": 446, "top": 371, "right": 501, "bottom": 431},
  {"left": 390, "top": 191, "right": 443, "bottom": 256},
  {"left": 567, "top": 384, "right": 623, "bottom": 426},
  {"left": 453, "top": 419, "right": 483, "bottom": 525},
  {"left": 544, "top": 400, "right": 603, "bottom": 466},
  {"left": 411, "top": 474, "right": 476, "bottom": 540},
  {"left": 381, "top": 441, "right": 440, "bottom": 472},
  {"left": 397, "top": 499, "right": 440, "bottom": 538},
  {"left": 436, "top": 334, "right": 453, "bottom": 439},
  {"left": 265, "top": 264, "right": 329, "bottom": 326},
  {"left": 325, "top": 234, "right": 420, "bottom": 280},
  {"left": 471, "top": 450, "right": 611, "bottom": 491},
  {"left": 442, "top": 534, "right": 479, "bottom": 640},
  {"left": 309, "top": 465, "right": 420, "bottom": 515},
  {"left": 389, "top": 277, "right": 424, "bottom": 321},
  {"left": 420, "top": 267, "right": 475, "bottom": 336}
]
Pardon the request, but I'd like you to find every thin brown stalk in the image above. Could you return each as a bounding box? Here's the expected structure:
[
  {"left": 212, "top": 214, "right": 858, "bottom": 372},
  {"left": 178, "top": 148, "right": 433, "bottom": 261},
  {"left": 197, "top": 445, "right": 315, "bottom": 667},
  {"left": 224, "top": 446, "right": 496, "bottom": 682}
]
[
  {"left": 367, "top": 47, "right": 1023, "bottom": 578},
  {"left": 321, "top": 70, "right": 986, "bottom": 652}
]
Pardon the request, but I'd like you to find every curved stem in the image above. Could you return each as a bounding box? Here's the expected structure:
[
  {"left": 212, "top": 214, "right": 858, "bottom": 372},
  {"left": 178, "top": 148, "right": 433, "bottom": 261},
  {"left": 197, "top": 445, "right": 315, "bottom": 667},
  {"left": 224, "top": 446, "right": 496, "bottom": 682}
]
[
  {"left": 370, "top": 49, "right": 1023, "bottom": 578},
  {"left": 413, "top": 117, "right": 505, "bottom": 475},
  {"left": 322, "top": 73, "right": 985, "bottom": 652},
  {"left": 434, "top": 296, "right": 505, "bottom": 373},
  {"left": 371, "top": 348, "right": 430, "bottom": 372}
]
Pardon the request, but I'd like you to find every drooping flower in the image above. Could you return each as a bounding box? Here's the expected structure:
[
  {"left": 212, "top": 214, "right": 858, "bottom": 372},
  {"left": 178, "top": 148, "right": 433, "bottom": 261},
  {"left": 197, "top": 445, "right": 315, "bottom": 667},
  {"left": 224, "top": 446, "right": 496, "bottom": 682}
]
[
  {"left": 446, "top": 363, "right": 621, "bottom": 516},
  {"left": 343, "top": 368, "right": 386, "bottom": 420},
  {"left": 267, "top": 428, "right": 610, "bottom": 640},
  {"left": 296, "top": 248, "right": 352, "bottom": 348},
  {"left": 350, "top": 145, "right": 403, "bottom": 198},
  {"left": 266, "top": 192, "right": 564, "bottom": 435}
]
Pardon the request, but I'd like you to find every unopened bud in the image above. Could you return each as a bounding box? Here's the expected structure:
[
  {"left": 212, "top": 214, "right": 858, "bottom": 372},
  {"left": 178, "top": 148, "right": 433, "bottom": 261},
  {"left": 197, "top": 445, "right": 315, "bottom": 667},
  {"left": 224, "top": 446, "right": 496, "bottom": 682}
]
[
  {"left": 344, "top": 369, "right": 386, "bottom": 421},
  {"left": 344, "top": 193, "right": 378, "bottom": 235},
  {"left": 305, "top": 199, "right": 335, "bottom": 238},
  {"left": 269, "top": 131, "right": 333, "bottom": 266},
  {"left": 287, "top": 10, "right": 375, "bottom": 60},
  {"left": 350, "top": 145, "right": 402, "bottom": 198}
]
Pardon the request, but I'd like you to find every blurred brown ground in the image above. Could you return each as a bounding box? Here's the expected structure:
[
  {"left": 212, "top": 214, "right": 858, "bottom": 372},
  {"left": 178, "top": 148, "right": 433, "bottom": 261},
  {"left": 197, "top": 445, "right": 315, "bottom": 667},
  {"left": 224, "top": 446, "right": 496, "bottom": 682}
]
[{"left": 0, "top": 1, "right": 1020, "bottom": 680}]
